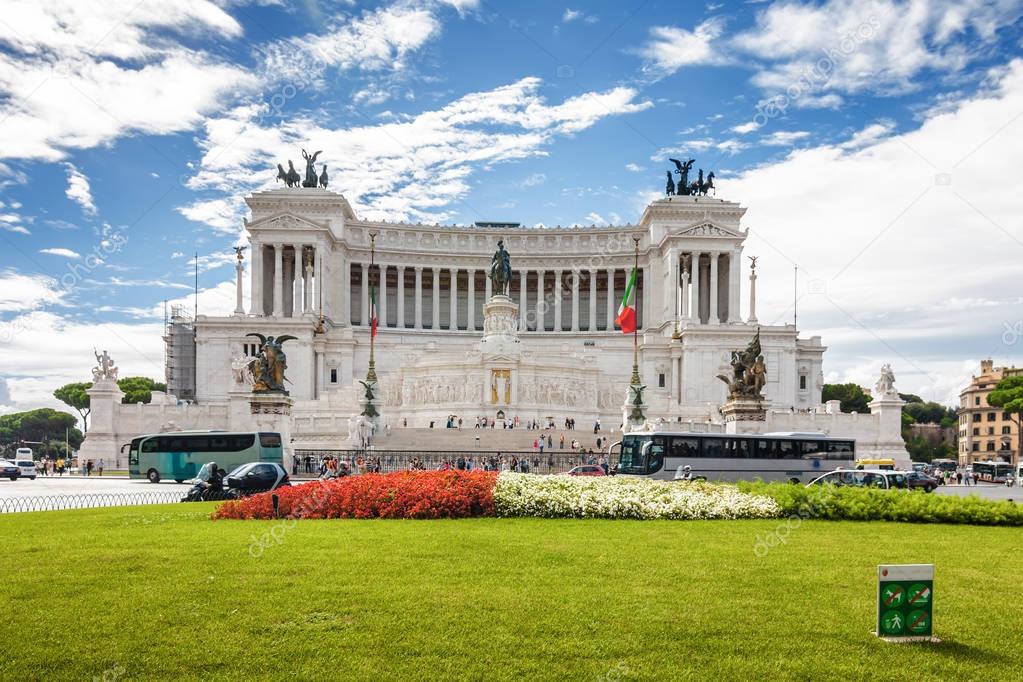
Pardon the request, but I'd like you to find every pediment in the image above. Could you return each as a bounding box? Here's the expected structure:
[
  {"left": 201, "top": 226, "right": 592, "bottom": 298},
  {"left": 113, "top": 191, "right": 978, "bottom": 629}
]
[
  {"left": 247, "top": 212, "right": 328, "bottom": 232},
  {"left": 674, "top": 220, "right": 744, "bottom": 238}
]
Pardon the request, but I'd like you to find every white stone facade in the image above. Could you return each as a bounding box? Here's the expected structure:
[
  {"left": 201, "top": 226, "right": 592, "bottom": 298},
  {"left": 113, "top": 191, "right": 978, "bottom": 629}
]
[{"left": 187, "top": 189, "right": 825, "bottom": 436}]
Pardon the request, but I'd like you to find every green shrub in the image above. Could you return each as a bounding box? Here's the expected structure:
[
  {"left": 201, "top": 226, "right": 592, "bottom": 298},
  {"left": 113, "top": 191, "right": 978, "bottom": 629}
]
[{"left": 736, "top": 482, "right": 1023, "bottom": 526}]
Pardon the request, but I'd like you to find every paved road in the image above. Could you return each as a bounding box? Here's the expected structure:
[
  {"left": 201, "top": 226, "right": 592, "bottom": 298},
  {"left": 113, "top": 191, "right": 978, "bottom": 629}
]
[
  {"left": 932, "top": 484, "right": 1022, "bottom": 501},
  {"left": 0, "top": 476, "right": 191, "bottom": 499}
]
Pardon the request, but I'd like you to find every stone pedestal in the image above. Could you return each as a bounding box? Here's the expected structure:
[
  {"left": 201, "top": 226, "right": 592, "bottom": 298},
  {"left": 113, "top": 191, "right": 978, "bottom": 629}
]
[
  {"left": 722, "top": 398, "right": 769, "bottom": 434},
  {"left": 869, "top": 395, "right": 911, "bottom": 468},
  {"left": 250, "top": 392, "right": 295, "bottom": 463},
  {"left": 622, "top": 382, "right": 648, "bottom": 433},
  {"left": 479, "top": 294, "right": 520, "bottom": 359},
  {"left": 77, "top": 379, "right": 125, "bottom": 469}
]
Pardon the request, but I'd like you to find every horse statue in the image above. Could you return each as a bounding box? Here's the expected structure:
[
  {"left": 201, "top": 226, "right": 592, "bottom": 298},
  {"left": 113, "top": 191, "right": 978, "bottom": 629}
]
[
  {"left": 670, "top": 158, "right": 695, "bottom": 195},
  {"left": 689, "top": 170, "right": 716, "bottom": 196},
  {"left": 276, "top": 164, "right": 288, "bottom": 185},
  {"left": 665, "top": 170, "right": 676, "bottom": 196},
  {"left": 489, "top": 239, "right": 512, "bottom": 296},
  {"left": 285, "top": 161, "right": 301, "bottom": 187},
  {"left": 301, "top": 149, "right": 322, "bottom": 188},
  {"left": 318, "top": 164, "right": 328, "bottom": 189},
  {"left": 704, "top": 172, "right": 715, "bottom": 196}
]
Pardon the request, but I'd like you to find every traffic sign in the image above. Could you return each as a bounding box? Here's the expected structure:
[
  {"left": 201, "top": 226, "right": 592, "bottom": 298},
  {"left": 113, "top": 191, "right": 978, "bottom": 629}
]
[{"left": 877, "top": 564, "right": 935, "bottom": 642}]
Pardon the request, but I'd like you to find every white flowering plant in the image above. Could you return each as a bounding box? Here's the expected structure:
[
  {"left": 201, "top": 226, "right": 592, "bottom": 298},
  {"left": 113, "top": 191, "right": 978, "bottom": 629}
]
[{"left": 494, "top": 473, "right": 781, "bottom": 520}]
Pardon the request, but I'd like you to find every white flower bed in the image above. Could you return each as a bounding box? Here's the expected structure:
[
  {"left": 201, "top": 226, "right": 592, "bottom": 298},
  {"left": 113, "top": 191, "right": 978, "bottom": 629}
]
[{"left": 494, "top": 473, "right": 781, "bottom": 520}]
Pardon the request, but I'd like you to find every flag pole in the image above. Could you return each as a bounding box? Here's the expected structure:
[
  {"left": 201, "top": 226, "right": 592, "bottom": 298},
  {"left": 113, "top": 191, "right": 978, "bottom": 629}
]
[
  {"left": 367, "top": 232, "right": 378, "bottom": 384},
  {"left": 631, "top": 236, "right": 641, "bottom": 386}
]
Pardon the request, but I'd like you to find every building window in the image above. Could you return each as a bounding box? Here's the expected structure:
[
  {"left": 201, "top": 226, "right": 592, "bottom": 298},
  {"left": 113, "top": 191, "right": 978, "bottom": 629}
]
[
  {"left": 330, "top": 369, "right": 337, "bottom": 383},
  {"left": 988, "top": 427, "right": 995, "bottom": 435},
  {"left": 972, "top": 443, "right": 979, "bottom": 452},
  {"left": 974, "top": 397, "right": 980, "bottom": 406},
  {"left": 1003, "top": 426, "right": 1011, "bottom": 435},
  {"left": 799, "top": 375, "right": 807, "bottom": 390},
  {"left": 972, "top": 413, "right": 980, "bottom": 422},
  {"left": 973, "top": 428, "right": 979, "bottom": 436},
  {"left": 987, "top": 442, "right": 996, "bottom": 451},
  {"left": 658, "top": 373, "right": 665, "bottom": 388},
  {"left": 987, "top": 412, "right": 996, "bottom": 421}
]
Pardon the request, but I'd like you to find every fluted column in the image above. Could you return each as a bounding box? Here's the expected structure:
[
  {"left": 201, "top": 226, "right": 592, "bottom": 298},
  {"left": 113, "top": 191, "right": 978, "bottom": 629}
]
[
  {"left": 361, "top": 262, "right": 369, "bottom": 326},
  {"left": 303, "top": 249, "right": 313, "bottom": 314},
  {"left": 432, "top": 267, "right": 440, "bottom": 330},
  {"left": 606, "top": 268, "right": 615, "bottom": 331},
  {"left": 553, "top": 270, "right": 563, "bottom": 332},
  {"left": 709, "top": 252, "right": 719, "bottom": 324},
  {"left": 691, "top": 253, "right": 702, "bottom": 324},
  {"left": 378, "top": 264, "right": 388, "bottom": 329},
  {"left": 588, "top": 270, "right": 597, "bottom": 331},
  {"left": 519, "top": 270, "right": 527, "bottom": 331},
  {"left": 681, "top": 257, "right": 690, "bottom": 320},
  {"left": 535, "top": 270, "right": 545, "bottom": 331},
  {"left": 340, "top": 255, "right": 350, "bottom": 325},
  {"left": 249, "top": 241, "right": 262, "bottom": 316},
  {"left": 283, "top": 248, "right": 295, "bottom": 317},
  {"left": 396, "top": 266, "right": 405, "bottom": 328},
  {"left": 728, "top": 249, "right": 741, "bottom": 323},
  {"left": 272, "top": 243, "right": 283, "bottom": 317},
  {"left": 571, "top": 270, "right": 580, "bottom": 331},
  {"left": 448, "top": 267, "right": 458, "bottom": 330},
  {"left": 313, "top": 247, "right": 322, "bottom": 317},
  {"left": 467, "top": 269, "right": 475, "bottom": 332},
  {"left": 414, "top": 266, "right": 423, "bottom": 329}
]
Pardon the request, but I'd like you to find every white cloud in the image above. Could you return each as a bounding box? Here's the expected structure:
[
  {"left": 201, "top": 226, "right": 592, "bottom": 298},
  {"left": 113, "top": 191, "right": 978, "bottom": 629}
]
[
  {"left": 63, "top": 163, "right": 96, "bottom": 215},
  {"left": 719, "top": 58, "right": 1023, "bottom": 402},
  {"left": 181, "top": 78, "right": 651, "bottom": 227},
  {"left": 760, "top": 130, "right": 811, "bottom": 146},
  {"left": 563, "top": 9, "right": 583, "bottom": 23},
  {"left": 520, "top": 172, "right": 547, "bottom": 187},
  {"left": 0, "top": 270, "right": 64, "bottom": 312},
  {"left": 639, "top": 1, "right": 1022, "bottom": 109},
  {"left": 716, "top": 139, "right": 748, "bottom": 155},
  {"left": 0, "top": 1, "right": 256, "bottom": 161},
  {"left": 731, "top": 121, "right": 761, "bottom": 134},
  {"left": 39, "top": 248, "right": 81, "bottom": 259},
  {"left": 624, "top": 163, "right": 644, "bottom": 172},
  {"left": 839, "top": 121, "right": 896, "bottom": 150},
  {"left": 637, "top": 18, "right": 728, "bottom": 75}
]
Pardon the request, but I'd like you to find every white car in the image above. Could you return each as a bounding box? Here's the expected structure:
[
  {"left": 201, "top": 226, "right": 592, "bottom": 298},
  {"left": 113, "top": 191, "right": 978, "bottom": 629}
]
[{"left": 11, "top": 458, "right": 37, "bottom": 480}]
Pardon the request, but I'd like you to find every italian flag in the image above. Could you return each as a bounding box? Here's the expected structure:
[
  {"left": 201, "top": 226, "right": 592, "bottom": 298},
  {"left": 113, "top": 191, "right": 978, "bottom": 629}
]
[
  {"left": 370, "top": 284, "right": 378, "bottom": 337},
  {"left": 615, "top": 267, "right": 638, "bottom": 334}
]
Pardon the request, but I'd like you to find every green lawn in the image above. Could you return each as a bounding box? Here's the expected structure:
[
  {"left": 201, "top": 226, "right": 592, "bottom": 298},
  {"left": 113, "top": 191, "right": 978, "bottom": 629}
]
[{"left": 0, "top": 506, "right": 1020, "bottom": 681}]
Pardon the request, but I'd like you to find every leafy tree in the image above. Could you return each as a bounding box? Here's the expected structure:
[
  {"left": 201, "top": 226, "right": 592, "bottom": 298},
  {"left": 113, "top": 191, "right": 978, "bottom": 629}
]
[
  {"left": 903, "top": 401, "right": 955, "bottom": 426},
  {"left": 117, "top": 377, "right": 167, "bottom": 405},
  {"left": 899, "top": 393, "right": 923, "bottom": 404},
  {"left": 988, "top": 375, "right": 1023, "bottom": 466},
  {"left": 0, "top": 409, "right": 84, "bottom": 458},
  {"left": 53, "top": 381, "right": 92, "bottom": 433},
  {"left": 821, "top": 383, "right": 871, "bottom": 413}
]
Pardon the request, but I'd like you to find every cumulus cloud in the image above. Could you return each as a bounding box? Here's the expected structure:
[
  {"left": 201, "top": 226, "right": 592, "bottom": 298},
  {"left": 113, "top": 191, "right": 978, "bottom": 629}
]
[
  {"left": 180, "top": 78, "right": 651, "bottom": 229},
  {"left": 719, "top": 58, "right": 1023, "bottom": 402},
  {"left": 638, "top": 0, "right": 1022, "bottom": 107},
  {"left": 0, "top": 0, "right": 255, "bottom": 161},
  {"left": 0, "top": 270, "right": 64, "bottom": 312},
  {"left": 63, "top": 163, "right": 96, "bottom": 215}
]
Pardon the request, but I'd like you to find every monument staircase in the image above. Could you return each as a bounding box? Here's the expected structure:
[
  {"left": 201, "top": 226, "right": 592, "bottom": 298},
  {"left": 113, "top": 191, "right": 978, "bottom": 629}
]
[{"left": 302, "top": 426, "right": 618, "bottom": 454}]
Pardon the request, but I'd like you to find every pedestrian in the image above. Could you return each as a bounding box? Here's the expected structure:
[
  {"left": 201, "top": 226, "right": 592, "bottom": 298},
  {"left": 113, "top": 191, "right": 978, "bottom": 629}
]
[
  {"left": 292, "top": 456, "right": 299, "bottom": 475},
  {"left": 458, "top": 417, "right": 463, "bottom": 430},
  {"left": 86, "top": 459, "right": 93, "bottom": 476},
  {"left": 539, "top": 438, "right": 545, "bottom": 454},
  {"left": 97, "top": 458, "right": 104, "bottom": 476},
  {"left": 560, "top": 434, "right": 565, "bottom": 449}
]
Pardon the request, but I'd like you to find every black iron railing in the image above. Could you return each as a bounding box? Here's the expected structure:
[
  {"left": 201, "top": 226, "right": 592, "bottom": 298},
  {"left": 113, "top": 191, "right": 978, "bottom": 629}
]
[{"left": 0, "top": 490, "right": 242, "bottom": 514}]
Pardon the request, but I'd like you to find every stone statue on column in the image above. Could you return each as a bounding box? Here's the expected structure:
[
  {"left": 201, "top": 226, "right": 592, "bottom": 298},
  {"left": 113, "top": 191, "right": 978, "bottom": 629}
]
[
  {"left": 489, "top": 240, "right": 512, "bottom": 297},
  {"left": 92, "top": 349, "right": 118, "bottom": 383}
]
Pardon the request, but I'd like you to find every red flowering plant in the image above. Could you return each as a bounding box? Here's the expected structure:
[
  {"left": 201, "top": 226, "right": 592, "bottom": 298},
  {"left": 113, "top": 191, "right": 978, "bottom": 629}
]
[{"left": 212, "top": 470, "right": 498, "bottom": 520}]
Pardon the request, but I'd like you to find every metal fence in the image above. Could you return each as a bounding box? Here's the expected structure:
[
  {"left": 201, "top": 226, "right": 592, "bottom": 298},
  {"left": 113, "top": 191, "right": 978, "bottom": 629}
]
[
  {"left": 0, "top": 490, "right": 239, "bottom": 514},
  {"left": 293, "top": 449, "right": 608, "bottom": 475}
]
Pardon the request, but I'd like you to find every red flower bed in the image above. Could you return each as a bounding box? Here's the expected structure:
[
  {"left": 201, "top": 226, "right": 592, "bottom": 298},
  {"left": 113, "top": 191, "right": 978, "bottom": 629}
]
[{"left": 212, "top": 470, "right": 498, "bottom": 520}]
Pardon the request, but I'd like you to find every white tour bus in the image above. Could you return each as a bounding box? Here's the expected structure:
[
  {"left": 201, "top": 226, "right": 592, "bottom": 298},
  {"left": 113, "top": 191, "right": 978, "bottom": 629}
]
[{"left": 610, "top": 430, "right": 856, "bottom": 483}]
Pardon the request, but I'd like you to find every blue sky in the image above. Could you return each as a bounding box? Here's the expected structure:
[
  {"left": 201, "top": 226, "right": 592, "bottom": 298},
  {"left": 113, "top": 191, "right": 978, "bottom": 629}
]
[{"left": 1, "top": 0, "right": 1022, "bottom": 413}]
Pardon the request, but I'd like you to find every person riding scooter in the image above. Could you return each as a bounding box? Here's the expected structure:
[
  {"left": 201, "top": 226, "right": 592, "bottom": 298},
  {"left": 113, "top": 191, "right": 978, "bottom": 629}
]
[{"left": 181, "top": 461, "right": 227, "bottom": 502}]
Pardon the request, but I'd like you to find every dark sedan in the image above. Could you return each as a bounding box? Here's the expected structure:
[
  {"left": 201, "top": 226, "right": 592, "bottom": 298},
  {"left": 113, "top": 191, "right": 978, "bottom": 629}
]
[
  {"left": 0, "top": 459, "right": 20, "bottom": 481},
  {"left": 225, "top": 462, "right": 291, "bottom": 496},
  {"left": 906, "top": 471, "right": 938, "bottom": 493}
]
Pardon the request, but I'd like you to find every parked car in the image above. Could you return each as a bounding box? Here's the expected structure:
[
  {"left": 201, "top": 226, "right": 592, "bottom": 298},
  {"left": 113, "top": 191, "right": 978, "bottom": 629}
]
[
  {"left": 0, "top": 459, "right": 21, "bottom": 481},
  {"left": 11, "top": 459, "right": 37, "bottom": 480},
  {"left": 807, "top": 469, "right": 908, "bottom": 490},
  {"left": 905, "top": 471, "right": 938, "bottom": 492},
  {"left": 566, "top": 465, "right": 606, "bottom": 477},
  {"left": 225, "top": 462, "right": 291, "bottom": 495}
]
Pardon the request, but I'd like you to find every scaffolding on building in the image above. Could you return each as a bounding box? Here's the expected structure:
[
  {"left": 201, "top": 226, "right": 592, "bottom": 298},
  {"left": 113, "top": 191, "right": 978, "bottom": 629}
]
[{"left": 163, "top": 304, "right": 196, "bottom": 403}]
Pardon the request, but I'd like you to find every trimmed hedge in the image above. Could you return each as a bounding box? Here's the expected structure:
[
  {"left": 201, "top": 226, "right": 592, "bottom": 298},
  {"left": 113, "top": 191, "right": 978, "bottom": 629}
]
[{"left": 738, "top": 482, "right": 1023, "bottom": 526}]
